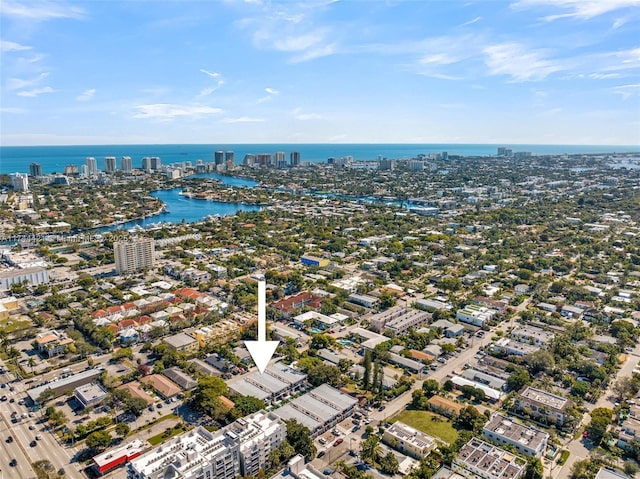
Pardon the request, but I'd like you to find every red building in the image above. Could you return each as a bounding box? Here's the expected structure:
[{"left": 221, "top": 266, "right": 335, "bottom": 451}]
[{"left": 92, "top": 440, "right": 146, "bottom": 475}]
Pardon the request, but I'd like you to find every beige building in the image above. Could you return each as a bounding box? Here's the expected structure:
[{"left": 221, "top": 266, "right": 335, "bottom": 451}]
[
  {"left": 114, "top": 238, "right": 155, "bottom": 275},
  {"left": 515, "top": 386, "right": 572, "bottom": 427},
  {"left": 383, "top": 421, "right": 437, "bottom": 458}
]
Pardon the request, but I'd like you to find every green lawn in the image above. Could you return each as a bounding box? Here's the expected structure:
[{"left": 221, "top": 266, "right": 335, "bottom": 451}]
[
  {"left": 391, "top": 409, "right": 459, "bottom": 445},
  {"left": 0, "top": 318, "right": 32, "bottom": 333}
]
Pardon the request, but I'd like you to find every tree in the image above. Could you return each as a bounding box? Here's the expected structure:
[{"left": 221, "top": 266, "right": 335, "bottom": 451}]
[
  {"left": 285, "top": 420, "right": 316, "bottom": 460},
  {"left": 422, "top": 379, "right": 440, "bottom": 398},
  {"left": 623, "top": 460, "right": 639, "bottom": 477},
  {"left": 443, "top": 379, "right": 454, "bottom": 392},
  {"left": 524, "top": 457, "right": 544, "bottom": 479},
  {"left": 506, "top": 367, "right": 531, "bottom": 392},
  {"left": 587, "top": 408, "right": 613, "bottom": 444},
  {"left": 571, "top": 380, "right": 590, "bottom": 398},
  {"left": 523, "top": 350, "right": 555, "bottom": 374},
  {"left": 306, "top": 364, "right": 345, "bottom": 388},
  {"left": 613, "top": 376, "right": 640, "bottom": 401},
  {"left": 363, "top": 349, "right": 372, "bottom": 391},
  {"left": 456, "top": 406, "right": 487, "bottom": 432},
  {"left": 191, "top": 376, "right": 230, "bottom": 420},
  {"left": 378, "top": 291, "right": 396, "bottom": 310},
  {"left": 360, "top": 434, "right": 381, "bottom": 465},
  {"left": 379, "top": 451, "right": 399, "bottom": 475},
  {"left": 230, "top": 396, "right": 265, "bottom": 419},
  {"left": 115, "top": 422, "right": 130, "bottom": 437},
  {"left": 86, "top": 430, "right": 112, "bottom": 451},
  {"left": 112, "top": 347, "right": 133, "bottom": 361}
]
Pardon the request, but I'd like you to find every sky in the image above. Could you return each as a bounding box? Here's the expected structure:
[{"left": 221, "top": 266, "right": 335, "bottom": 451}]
[{"left": 1, "top": 0, "right": 639, "bottom": 146}]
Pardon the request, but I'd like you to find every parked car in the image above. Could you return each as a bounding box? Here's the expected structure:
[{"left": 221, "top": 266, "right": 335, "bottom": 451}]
[{"left": 333, "top": 438, "right": 343, "bottom": 446}]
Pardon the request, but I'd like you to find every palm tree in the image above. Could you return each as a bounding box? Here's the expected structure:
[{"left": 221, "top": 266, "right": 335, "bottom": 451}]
[
  {"left": 7, "top": 347, "right": 20, "bottom": 361},
  {"left": 27, "top": 357, "right": 36, "bottom": 374},
  {"left": 0, "top": 330, "right": 8, "bottom": 352},
  {"left": 360, "top": 435, "right": 381, "bottom": 465}
]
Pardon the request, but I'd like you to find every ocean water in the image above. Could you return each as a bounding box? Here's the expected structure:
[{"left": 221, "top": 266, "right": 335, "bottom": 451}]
[{"left": 1, "top": 143, "right": 638, "bottom": 174}]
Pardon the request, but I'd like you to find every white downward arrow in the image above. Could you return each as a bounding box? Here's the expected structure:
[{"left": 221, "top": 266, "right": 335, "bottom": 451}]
[{"left": 245, "top": 280, "right": 279, "bottom": 374}]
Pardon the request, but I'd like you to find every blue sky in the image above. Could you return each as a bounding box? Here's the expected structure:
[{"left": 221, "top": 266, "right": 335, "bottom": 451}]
[{"left": 1, "top": 0, "right": 639, "bottom": 146}]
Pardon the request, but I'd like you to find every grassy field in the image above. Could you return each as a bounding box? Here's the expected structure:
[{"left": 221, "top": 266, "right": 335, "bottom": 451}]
[
  {"left": 391, "top": 409, "right": 459, "bottom": 444},
  {"left": 0, "top": 317, "right": 32, "bottom": 333}
]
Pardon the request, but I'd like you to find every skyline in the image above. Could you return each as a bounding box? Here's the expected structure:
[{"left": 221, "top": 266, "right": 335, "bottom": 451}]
[{"left": 1, "top": 0, "right": 639, "bottom": 146}]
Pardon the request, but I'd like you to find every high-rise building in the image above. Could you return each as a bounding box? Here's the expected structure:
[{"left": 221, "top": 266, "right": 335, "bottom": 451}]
[
  {"left": 121, "top": 156, "right": 133, "bottom": 172},
  {"left": 10, "top": 173, "right": 29, "bottom": 192},
  {"left": 215, "top": 150, "right": 225, "bottom": 166},
  {"left": 141, "top": 157, "right": 152, "bottom": 172},
  {"left": 114, "top": 238, "right": 155, "bottom": 275},
  {"left": 442, "top": 151, "right": 449, "bottom": 161},
  {"left": 150, "top": 157, "right": 162, "bottom": 170},
  {"left": 104, "top": 156, "right": 117, "bottom": 173},
  {"left": 64, "top": 164, "right": 79, "bottom": 176},
  {"left": 85, "top": 157, "right": 98, "bottom": 176},
  {"left": 243, "top": 154, "right": 256, "bottom": 167},
  {"left": 256, "top": 153, "right": 271, "bottom": 167},
  {"left": 127, "top": 411, "right": 285, "bottom": 479},
  {"left": 290, "top": 151, "right": 300, "bottom": 167},
  {"left": 274, "top": 151, "right": 287, "bottom": 169},
  {"left": 225, "top": 151, "right": 235, "bottom": 170},
  {"left": 29, "top": 163, "right": 42, "bottom": 177}
]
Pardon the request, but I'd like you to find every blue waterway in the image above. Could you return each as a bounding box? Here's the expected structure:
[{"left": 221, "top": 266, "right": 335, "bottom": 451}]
[
  {"left": 1, "top": 143, "right": 638, "bottom": 174},
  {"left": 98, "top": 179, "right": 260, "bottom": 233}
]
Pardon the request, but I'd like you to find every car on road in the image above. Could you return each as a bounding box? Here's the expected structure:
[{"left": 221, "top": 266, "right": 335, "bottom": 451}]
[
  {"left": 333, "top": 438, "right": 343, "bottom": 446},
  {"left": 29, "top": 424, "right": 35, "bottom": 430},
  {"left": 36, "top": 435, "right": 42, "bottom": 440},
  {"left": 6, "top": 435, "right": 13, "bottom": 443},
  {"left": 30, "top": 440, "right": 37, "bottom": 447},
  {"left": 9, "top": 458, "right": 17, "bottom": 467}
]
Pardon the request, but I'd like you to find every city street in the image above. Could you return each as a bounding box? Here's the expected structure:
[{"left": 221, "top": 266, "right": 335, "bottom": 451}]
[{"left": 554, "top": 342, "right": 640, "bottom": 479}]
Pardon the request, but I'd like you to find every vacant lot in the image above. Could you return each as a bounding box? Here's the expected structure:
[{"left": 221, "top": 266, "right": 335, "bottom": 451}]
[{"left": 391, "top": 409, "right": 458, "bottom": 445}]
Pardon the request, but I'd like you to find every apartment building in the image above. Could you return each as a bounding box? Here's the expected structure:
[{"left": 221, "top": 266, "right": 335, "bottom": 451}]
[
  {"left": 383, "top": 421, "right": 437, "bottom": 459},
  {"left": 515, "top": 386, "right": 572, "bottom": 427},
  {"left": 452, "top": 438, "right": 526, "bottom": 479},
  {"left": 114, "top": 238, "right": 155, "bottom": 275},
  {"left": 127, "top": 411, "right": 284, "bottom": 479},
  {"left": 482, "top": 413, "right": 549, "bottom": 458}
]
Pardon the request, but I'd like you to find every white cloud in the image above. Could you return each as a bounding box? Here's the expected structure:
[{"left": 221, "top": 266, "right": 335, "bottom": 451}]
[
  {"left": 1, "top": 1, "right": 85, "bottom": 20},
  {"left": 290, "top": 43, "right": 337, "bottom": 63},
  {"left": 0, "top": 107, "right": 28, "bottom": 113},
  {"left": 76, "top": 88, "right": 95, "bottom": 101},
  {"left": 257, "top": 87, "right": 280, "bottom": 103},
  {"left": 16, "top": 86, "right": 54, "bottom": 97},
  {"left": 292, "top": 108, "right": 324, "bottom": 120},
  {"left": 133, "top": 103, "right": 223, "bottom": 120},
  {"left": 198, "top": 80, "right": 225, "bottom": 97},
  {"left": 611, "top": 84, "right": 640, "bottom": 99},
  {"left": 200, "top": 69, "right": 221, "bottom": 78},
  {"left": 238, "top": 2, "right": 338, "bottom": 62},
  {"left": 0, "top": 40, "right": 32, "bottom": 52},
  {"left": 460, "top": 16, "right": 483, "bottom": 26},
  {"left": 483, "top": 43, "right": 563, "bottom": 81},
  {"left": 272, "top": 30, "right": 328, "bottom": 52},
  {"left": 511, "top": 0, "right": 640, "bottom": 21},
  {"left": 6, "top": 72, "right": 49, "bottom": 90},
  {"left": 222, "top": 116, "right": 265, "bottom": 123}
]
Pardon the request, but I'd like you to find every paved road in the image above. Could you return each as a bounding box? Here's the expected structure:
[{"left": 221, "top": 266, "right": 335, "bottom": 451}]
[{"left": 553, "top": 343, "right": 640, "bottom": 479}]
